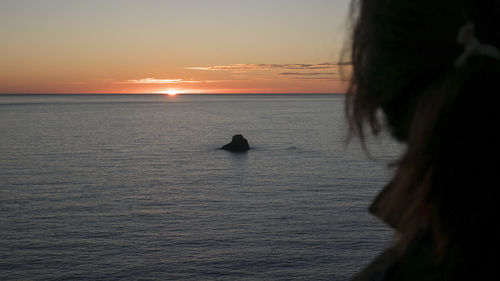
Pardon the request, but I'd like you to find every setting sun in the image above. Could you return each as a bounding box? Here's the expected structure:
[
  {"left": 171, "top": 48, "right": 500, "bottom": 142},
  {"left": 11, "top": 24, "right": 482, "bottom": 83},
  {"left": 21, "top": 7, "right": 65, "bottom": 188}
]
[{"left": 158, "top": 89, "right": 181, "bottom": 96}]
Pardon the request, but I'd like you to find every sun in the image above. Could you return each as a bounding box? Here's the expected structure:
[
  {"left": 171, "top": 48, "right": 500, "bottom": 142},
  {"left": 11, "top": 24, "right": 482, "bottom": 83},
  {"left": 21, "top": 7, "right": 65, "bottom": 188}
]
[{"left": 158, "top": 89, "right": 181, "bottom": 96}]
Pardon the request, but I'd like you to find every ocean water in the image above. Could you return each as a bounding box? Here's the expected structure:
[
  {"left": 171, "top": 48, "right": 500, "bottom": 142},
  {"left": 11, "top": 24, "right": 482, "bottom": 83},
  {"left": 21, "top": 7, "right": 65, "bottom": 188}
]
[{"left": 0, "top": 94, "right": 402, "bottom": 280}]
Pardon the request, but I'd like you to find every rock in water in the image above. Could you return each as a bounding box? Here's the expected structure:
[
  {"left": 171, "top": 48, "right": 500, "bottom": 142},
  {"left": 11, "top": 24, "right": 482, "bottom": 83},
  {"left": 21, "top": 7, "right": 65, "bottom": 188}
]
[{"left": 221, "top": 134, "right": 250, "bottom": 152}]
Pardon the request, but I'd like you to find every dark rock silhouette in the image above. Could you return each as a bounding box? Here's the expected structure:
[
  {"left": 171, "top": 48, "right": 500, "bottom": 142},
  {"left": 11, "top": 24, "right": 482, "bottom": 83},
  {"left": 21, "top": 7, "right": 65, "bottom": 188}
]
[{"left": 221, "top": 134, "right": 250, "bottom": 152}]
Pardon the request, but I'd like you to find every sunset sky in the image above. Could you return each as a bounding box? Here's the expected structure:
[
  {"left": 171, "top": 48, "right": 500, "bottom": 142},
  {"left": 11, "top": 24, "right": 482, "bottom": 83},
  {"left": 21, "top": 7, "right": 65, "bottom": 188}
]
[{"left": 0, "top": 0, "right": 351, "bottom": 94}]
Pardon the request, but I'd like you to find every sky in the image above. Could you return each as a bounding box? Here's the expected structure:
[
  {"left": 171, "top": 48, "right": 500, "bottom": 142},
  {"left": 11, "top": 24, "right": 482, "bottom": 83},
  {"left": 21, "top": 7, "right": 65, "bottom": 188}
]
[{"left": 0, "top": 0, "right": 352, "bottom": 94}]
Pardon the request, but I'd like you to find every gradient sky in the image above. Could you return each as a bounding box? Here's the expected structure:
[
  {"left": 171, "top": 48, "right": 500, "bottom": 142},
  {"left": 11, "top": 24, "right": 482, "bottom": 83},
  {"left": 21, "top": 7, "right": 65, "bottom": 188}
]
[{"left": 0, "top": 0, "right": 351, "bottom": 94}]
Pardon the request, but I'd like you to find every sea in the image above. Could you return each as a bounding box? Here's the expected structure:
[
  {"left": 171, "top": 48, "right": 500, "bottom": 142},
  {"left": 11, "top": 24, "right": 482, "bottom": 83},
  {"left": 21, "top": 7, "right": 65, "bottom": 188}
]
[{"left": 0, "top": 94, "right": 402, "bottom": 281}]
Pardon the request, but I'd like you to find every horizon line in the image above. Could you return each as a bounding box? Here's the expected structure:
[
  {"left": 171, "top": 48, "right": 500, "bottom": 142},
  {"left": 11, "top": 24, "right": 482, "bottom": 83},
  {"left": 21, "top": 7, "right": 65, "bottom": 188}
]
[{"left": 0, "top": 92, "right": 346, "bottom": 95}]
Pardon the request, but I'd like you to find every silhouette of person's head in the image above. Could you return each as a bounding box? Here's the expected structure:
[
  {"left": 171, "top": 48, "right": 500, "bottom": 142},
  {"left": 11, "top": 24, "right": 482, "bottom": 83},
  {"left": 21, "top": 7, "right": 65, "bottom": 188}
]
[{"left": 346, "top": 0, "right": 500, "bottom": 280}]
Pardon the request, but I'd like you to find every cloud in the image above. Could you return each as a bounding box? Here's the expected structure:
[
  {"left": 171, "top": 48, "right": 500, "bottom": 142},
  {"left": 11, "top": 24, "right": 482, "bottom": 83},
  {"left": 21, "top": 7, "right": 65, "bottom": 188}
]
[
  {"left": 285, "top": 77, "right": 345, "bottom": 81},
  {"left": 115, "top": 78, "right": 218, "bottom": 84},
  {"left": 125, "top": 78, "right": 183, "bottom": 83},
  {"left": 186, "top": 64, "right": 257, "bottom": 71},
  {"left": 278, "top": 72, "right": 337, "bottom": 76},
  {"left": 186, "top": 62, "right": 350, "bottom": 71}
]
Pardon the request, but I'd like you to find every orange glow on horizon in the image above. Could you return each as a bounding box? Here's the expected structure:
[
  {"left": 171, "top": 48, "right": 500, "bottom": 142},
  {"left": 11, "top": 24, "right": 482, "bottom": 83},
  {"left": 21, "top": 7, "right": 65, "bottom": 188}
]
[
  {"left": 0, "top": 64, "right": 351, "bottom": 94},
  {"left": 156, "top": 88, "right": 203, "bottom": 95},
  {"left": 158, "top": 89, "right": 182, "bottom": 96}
]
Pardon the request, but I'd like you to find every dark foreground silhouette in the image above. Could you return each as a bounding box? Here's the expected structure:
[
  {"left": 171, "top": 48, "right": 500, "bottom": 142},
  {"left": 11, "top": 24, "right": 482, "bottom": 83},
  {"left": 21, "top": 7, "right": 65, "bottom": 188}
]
[
  {"left": 346, "top": 0, "right": 500, "bottom": 280},
  {"left": 221, "top": 134, "right": 250, "bottom": 152}
]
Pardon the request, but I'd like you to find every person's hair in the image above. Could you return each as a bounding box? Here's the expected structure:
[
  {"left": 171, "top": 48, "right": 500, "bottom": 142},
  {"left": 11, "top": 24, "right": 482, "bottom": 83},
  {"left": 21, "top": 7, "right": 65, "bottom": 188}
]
[{"left": 345, "top": 0, "right": 500, "bottom": 279}]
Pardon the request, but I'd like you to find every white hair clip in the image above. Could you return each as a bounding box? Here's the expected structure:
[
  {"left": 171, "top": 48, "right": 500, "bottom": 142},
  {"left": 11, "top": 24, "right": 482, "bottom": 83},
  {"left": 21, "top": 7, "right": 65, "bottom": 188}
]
[{"left": 455, "top": 23, "right": 500, "bottom": 67}]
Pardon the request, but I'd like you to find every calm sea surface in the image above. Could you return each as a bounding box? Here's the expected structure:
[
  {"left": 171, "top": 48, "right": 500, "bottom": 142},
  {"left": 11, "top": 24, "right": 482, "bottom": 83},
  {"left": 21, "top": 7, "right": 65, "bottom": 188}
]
[{"left": 0, "top": 94, "right": 402, "bottom": 280}]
